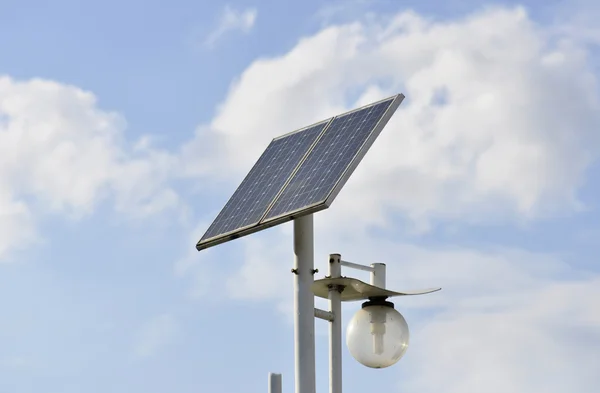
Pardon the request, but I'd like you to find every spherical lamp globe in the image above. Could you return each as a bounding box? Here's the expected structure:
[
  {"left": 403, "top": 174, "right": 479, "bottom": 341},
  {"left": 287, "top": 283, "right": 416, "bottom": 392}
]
[{"left": 346, "top": 299, "right": 409, "bottom": 369}]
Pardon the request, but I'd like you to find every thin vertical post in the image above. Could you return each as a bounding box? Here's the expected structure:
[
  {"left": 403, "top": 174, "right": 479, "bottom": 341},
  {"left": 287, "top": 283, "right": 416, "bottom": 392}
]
[
  {"left": 269, "top": 373, "right": 282, "bottom": 393},
  {"left": 328, "top": 254, "right": 343, "bottom": 393},
  {"left": 293, "top": 215, "right": 316, "bottom": 393},
  {"left": 370, "top": 263, "right": 386, "bottom": 288}
]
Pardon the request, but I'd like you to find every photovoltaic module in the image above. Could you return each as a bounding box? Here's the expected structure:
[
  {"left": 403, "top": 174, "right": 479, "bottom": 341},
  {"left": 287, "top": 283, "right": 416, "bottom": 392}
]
[{"left": 197, "top": 94, "right": 404, "bottom": 251}]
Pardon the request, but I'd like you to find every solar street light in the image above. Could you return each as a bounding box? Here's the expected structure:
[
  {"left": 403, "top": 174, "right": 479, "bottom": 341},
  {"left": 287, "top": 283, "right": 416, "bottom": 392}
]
[
  {"left": 312, "top": 254, "right": 439, "bottom": 388},
  {"left": 195, "top": 94, "right": 441, "bottom": 393}
]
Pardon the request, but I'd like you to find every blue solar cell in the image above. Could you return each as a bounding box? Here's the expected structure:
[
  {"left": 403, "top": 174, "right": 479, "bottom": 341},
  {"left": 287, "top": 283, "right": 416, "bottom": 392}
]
[
  {"left": 199, "top": 120, "right": 329, "bottom": 243},
  {"left": 263, "top": 98, "right": 394, "bottom": 220}
]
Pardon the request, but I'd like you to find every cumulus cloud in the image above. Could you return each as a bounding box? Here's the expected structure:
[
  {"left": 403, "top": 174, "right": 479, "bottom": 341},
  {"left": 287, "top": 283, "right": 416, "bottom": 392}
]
[
  {"left": 204, "top": 5, "right": 257, "bottom": 49},
  {"left": 402, "top": 275, "right": 600, "bottom": 393},
  {"left": 216, "top": 227, "right": 600, "bottom": 393},
  {"left": 185, "top": 6, "right": 600, "bottom": 232},
  {"left": 0, "top": 190, "right": 35, "bottom": 261},
  {"left": 0, "top": 77, "right": 179, "bottom": 261},
  {"left": 315, "top": 0, "right": 380, "bottom": 25},
  {"left": 184, "top": 5, "right": 600, "bottom": 393}
]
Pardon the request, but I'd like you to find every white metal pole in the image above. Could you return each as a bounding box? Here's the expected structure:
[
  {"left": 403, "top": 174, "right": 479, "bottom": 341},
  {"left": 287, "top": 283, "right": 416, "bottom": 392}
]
[
  {"left": 293, "top": 215, "right": 316, "bottom": 393},
  {"left": 370, "top": 263, "right": 386, "bottom": 288},
  {"left": 328, "top": 254, "right": 343, "bottom": 393},
  {"left": 269, "top": 373, "right": 282, "bottom": 393}
]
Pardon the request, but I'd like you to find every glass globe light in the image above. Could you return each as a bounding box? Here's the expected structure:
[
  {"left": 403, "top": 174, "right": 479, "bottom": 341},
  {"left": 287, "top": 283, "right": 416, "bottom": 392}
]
[{"left": 346, "top": 298, "right": 409, "bottom": 369}]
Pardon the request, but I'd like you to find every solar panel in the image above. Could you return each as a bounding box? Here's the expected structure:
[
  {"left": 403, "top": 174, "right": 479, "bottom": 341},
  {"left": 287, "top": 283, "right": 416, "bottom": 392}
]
[
  {"left": 263, "top": 97, "right": 397, "bottom": 221},
  {"left": 199, "top": 120, "right": 330, "bottom": 246},
  {"left": 197, "top": 94, "right": 404, "bottom": 251}
]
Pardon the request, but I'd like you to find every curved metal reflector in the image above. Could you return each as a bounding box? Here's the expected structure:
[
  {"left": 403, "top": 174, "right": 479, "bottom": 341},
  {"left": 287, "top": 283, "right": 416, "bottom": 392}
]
[{"left": 311, "top": 277, "right": 441, "bottom": 302}]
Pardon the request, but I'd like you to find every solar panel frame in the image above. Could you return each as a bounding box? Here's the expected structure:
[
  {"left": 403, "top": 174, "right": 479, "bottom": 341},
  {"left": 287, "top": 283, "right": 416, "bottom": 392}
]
[
  {"left": 196, "top": 93, "right": 404, "bottom": 252},
  {"left": 196, "top": 118, "right": 333, "bottom": 251},
  {"left": 261, "top": 93, "right": 404, "bottom": 224}
]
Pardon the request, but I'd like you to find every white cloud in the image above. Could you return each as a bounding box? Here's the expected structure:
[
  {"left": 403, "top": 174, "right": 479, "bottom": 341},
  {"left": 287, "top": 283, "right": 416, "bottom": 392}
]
[
  {"left": 550, "top": 0, "right": 600, "bottom": 46},
  {"left": 133, "top": 313, "right": 178, "bottom": 359},
  {"left": 315, "top": 0, "right": 380, "bottom": 26},
  {"left": 173, "top": 219, "right": 225, "bottom": 301},
  {"left": 226, "top": 236, "right": 290, "bottom": 301},
  {"left": 204, "top": 5, "right": 257, "bottom": 49},
  {"left": 183, "top": 6, "right": 600, "bottom": 393},
  {"left": 185, "top": 6, "right": 600, "bottom": 232},
  {"left": 0, "top": 76, "right": 180, "bottom": 261},
  {"left": 402, "top": 276, "right": 600, "bottom": 393},
  {"left": 0, "top": 190, "right": 35, "bottom": 261},
  {"left": 215, "top": 228, "right": 600, "bottom": 393}
]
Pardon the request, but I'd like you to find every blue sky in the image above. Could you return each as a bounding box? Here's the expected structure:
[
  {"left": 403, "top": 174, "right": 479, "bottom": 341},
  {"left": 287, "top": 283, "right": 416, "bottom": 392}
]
[{"left": 1, "top": 1, "right": 599, "bottom": 393}]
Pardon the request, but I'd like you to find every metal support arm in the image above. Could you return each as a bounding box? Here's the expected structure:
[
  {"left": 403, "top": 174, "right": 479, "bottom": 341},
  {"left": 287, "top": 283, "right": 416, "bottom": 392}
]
[
  {"left": 328, "top": 254, "right": 343, "bottom": 393},
  {"left": 341, "top": 260, "right": 374, "bottom": 272},
  {"left": 315, "top": 308, "right": 335, "bottom": 322}
]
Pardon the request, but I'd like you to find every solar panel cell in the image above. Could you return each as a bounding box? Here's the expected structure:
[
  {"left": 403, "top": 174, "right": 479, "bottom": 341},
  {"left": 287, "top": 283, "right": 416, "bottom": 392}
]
[
  {"left": 263, "top": 98, "right": 395, "bottom": 220},
  {"left": 199, "top": 120, "right": 329, "bottom": 243}
]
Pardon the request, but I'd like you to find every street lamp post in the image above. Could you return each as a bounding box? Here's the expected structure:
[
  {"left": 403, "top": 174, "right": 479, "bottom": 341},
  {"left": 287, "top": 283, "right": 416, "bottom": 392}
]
[
  {"left": 271, "top": 215, "right": 441, "bottom": 393},
  {"left": 293, "top": 215, "right": 316, "bottom": 393},
  {"left": 192, "top": 94, "right": 438, "bottom": 393}
]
